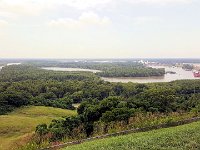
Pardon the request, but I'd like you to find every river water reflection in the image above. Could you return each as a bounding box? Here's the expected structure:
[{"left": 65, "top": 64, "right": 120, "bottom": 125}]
[
  {"left": 103, "top": 66, "right": 198, "bottom": 83},
  {"left": 43, "top": 66, "right": 199, "bottom": 83},
  {"left": 0, "top": 63, "right": 21, "bottom": 71},
  {"left": 42, "top": 67, "right": 101, "bottom": 73}
]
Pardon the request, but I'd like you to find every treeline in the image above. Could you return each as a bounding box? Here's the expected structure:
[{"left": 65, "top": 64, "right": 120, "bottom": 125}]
[
  {"left": 0, "top": 65, "right": 102, "bottom": 114},
  {"left": 0, "top": 65, "right": 98, "bottom": 82},
  {"left": 25, "top": 61, "right": 144, "bottom": 70},
  {"left": 36, "top": 79, "right": 200, "bottom": 142},
  {"left": 182, "top": 64, "right": 194, "bottom": 71},
  {"left": 27, "top": 61, "right": 165, "bottom": 77},
  {"left": 96, "top": 67, "right": 165, "bottom": 77}
]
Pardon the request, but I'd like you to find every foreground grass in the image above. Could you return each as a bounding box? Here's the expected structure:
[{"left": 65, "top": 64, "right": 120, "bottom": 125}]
[
  {"left": 0, "top": 106, "right": 76, "bottom": 150},
  {"left": 63, "top": 121, "right": 200, "bottom": 150}
]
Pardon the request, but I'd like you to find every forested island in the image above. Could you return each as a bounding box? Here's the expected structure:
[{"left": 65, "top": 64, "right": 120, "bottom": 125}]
[
  {"left": 182, "top": 64, "right": 194, "bottom": 71},
  {"left": 0, "top": 64, "right": 200, "bottom": 149},
  {"left": 27, "top": 61, "right": 165, "bottom": 77}
]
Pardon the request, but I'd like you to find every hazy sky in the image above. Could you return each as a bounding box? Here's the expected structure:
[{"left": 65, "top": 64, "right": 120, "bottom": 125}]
[{"left": 0, "top": 0, "right": 200, "bottom": 58}]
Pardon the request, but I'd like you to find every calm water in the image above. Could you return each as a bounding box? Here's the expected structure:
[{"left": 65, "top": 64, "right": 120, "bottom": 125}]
[
  {"left": 0, "top": 64, "right": 199, "bottom": 83},
  {"left": 103, "top": 66, "right": 199, "bottom": 83},
  {"left": 6, "top": 63, "right": 21, "bottom": 66},
  {"left": 43, "top": 66, "right": 200, "bottom": 83},
  {"left": 0, "top": 63, "right": 21, "bottom": 71},
  {"left": 42, "top": 67, "right": 101, "bottom": 73}
]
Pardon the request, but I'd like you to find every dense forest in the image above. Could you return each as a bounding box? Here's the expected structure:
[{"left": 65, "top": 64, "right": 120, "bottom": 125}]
[
  {"left": 36, "top": 79, "right": 200, "bottom": 142},
  {"left": 0, "top": 65, "right": 100, "bottom": 114},
  {"left": 1, "top": 64, "right": 200, "bottom": 146},
  {"left": 27, "top": 61, "right": 165, "bottom": 77}
]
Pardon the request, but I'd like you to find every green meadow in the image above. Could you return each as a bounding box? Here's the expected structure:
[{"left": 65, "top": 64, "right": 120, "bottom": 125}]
[
  {"left": 0, "top": 106, "right": 76, "bottom": 150},
  {"left": 63, "top": 121, "right": 200, "bottom": 150}
]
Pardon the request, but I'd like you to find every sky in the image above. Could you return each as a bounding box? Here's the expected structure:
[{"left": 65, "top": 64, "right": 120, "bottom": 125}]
[{"left": 0, "top": 0, "right": 200, "bottom": 59}]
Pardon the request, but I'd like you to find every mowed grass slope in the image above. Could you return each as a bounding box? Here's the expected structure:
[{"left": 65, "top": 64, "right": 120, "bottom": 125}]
[
  {"left": 64, "top": 121, "right": 200, "bottom": 150},
  {"left": 0, "top": 106, "right": 76, "bottom": 150}
]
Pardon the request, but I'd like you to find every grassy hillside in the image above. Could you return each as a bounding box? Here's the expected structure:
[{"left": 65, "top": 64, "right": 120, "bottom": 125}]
[
  {"left": 0, "top": 106, "right": 76, "bottom": 150},
  {"left": 63, "top": 121, "right": 200, "bottom": 150}
]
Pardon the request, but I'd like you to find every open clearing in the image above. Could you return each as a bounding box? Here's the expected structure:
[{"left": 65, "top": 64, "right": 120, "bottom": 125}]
[{"left": 0, "top": 106, "right": 76, "bottom": 150}]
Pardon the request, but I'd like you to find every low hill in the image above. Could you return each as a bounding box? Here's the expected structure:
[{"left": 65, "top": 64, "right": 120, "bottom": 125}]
[
  {"left": 0, "top": 106, "right": 76, "bottom": 150},
  {"left": 63, "top": 121, "right": 200, "bottom": 150}
]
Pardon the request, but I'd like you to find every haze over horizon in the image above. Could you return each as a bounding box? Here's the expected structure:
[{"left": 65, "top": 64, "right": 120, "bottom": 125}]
[{"left": 0, "top": 0, "right": 200, "bottom": 58}]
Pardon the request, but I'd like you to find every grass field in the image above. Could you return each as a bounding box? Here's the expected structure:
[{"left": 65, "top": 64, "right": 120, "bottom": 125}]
[
  {"left": 0, "top": 106, "right": 76, "bottom": 150},
  {"left": 63, "top": 121, "right": 200, "bottom": 150}
]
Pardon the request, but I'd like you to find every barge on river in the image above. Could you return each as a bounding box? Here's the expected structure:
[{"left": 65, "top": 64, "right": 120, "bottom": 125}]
[{"left": 193, "top": 71, "right": 200, "bottom": 77}]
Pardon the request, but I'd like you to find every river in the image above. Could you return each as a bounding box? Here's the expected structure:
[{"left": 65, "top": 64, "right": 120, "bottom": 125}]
[
  {"left": 42, "top": 67, "right": 101, "bottom": 73},
  {"left": 103, "top": 65, "right": 198, "bottom": 83},
  {"left": 42, "top": 66, "right": 199, "bottom": 83},
  {"left": 0, "top": 63, "right": 21, "bottom": 71}
]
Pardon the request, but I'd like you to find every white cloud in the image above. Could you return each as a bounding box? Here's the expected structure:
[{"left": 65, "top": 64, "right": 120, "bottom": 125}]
[
  {"left": 58, "top": 0, "right": 113, "bottom": 9},
  {"left": 0, "top": 0, "right": 195, "bottom": 19},
  {"left": 48, "top": 12, "right": 111, "bottom": 28},
  {"left": 0, "top": 19, "right": 8, "bottom": 27},
  {"left": 0, "top": 0, "right": 113, "bottom": 16},
  {"left": 79, "top": 12, "right": 111, "bottom": 25},
  {"left": 0, "top": 0, "right": 55, "bottom": 17}
]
